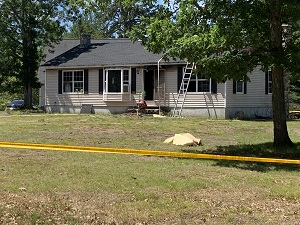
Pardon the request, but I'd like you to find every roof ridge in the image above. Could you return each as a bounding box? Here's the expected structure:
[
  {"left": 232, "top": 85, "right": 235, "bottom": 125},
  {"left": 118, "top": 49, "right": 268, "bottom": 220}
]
[{"left": 61, "top": 38, "right": 133, "bottom": 41}]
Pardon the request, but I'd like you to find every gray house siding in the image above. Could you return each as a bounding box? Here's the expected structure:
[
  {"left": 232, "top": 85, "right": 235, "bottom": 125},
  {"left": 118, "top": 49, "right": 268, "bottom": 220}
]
[
  {"left": 45, "top": 68, "right": 135, "bottom": 114},
  {"left": 39, "top": 38, "right": 273, "bottom": 118},
  {"left": 43, "top": 66, "right": 227, "bottom": 117},
  {"left": 42, "top": 66, "right": 271, "bottom": 118},
  {"left": 225, "top": 67, "right": 272, "bottom": 118},
  {"left": 162, "top": 66, "right": 226, "bottom": 118}
]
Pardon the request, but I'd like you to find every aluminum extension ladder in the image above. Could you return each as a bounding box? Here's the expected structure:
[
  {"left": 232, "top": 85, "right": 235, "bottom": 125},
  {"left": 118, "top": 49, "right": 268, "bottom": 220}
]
[{"left": 172, "top": 62, "right": 195, "bottom": 117}]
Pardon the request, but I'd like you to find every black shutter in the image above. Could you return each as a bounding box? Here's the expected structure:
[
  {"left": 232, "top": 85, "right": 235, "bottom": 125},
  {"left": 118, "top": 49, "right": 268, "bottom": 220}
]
[
  {"left": 84, "top": 70, "right": 89, "bottom": 94},
  {"left": 211, "top": 79, "right": 217, "bottom": 94},
  {"left": 177, "top": 66, "right": 183, "bottom": 91},
  {"left": 99, "top": 69, "right": 103, "bottom": 93},
  {"left": 58, "top": 70, "right": 62, "bottom": 94},
  {"left": 131, "top": 68, "right": 136, "bottom": 94},
  {"left": 233, "top": 80, "right": 236, "bottom": 94},
  {"left": 244, "top": 82, "right": 247, "bottom": 94},
  {"left": 265, "top": 71, "right": 271, "bottom": 94},
  {"left": 265, "top": 72, "right": 268, "bottom": 94}
]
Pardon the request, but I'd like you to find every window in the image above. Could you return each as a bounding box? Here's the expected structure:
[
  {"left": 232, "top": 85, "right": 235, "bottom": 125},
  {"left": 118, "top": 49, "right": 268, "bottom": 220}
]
[
  {"left": 123, "top": 70, "right": 129, "bottom": 92},
  {"left": 187, "top": 73, "right": 211, "bottom": 92},
  {"left": 236, "top": 81, "right": 244, "bottom": 94},
  {"left": 63, "top": 70, "right": 84, "bottom": 93},
  {"left": 233, "top": 80, "right": 247, "bottom": 94},
  {"left": 105, "top": 69, "right": 130, "bottom": 93},
  {"left": 266, "top": 70, "right": 272, "bottom": 94}
]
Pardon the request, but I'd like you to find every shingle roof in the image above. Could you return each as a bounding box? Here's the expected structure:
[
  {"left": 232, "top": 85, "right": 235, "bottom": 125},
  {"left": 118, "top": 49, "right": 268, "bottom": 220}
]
[{"left": 42, "top": 39, "right": 184, "bottom": 68}]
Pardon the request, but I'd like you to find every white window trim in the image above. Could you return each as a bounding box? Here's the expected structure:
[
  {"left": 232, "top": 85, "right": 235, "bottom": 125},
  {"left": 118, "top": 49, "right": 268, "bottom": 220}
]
[
  {"left": 62, "top": 70, "right": 84, "bottom": 94},
  {"left": 187, "top": 69, "right": 212, "bottom": 93},
  {"left": 104, "top": 68, "right": 131, "bottom": 94},
  {"left": 236, "top": 80, "right": 244, "bottom": 94}
]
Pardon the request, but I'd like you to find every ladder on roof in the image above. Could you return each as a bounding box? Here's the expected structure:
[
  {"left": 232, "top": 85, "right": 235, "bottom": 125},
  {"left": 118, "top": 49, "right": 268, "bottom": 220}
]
[{"left": 172, "top": 62, "right": 196, "bottom": 117}]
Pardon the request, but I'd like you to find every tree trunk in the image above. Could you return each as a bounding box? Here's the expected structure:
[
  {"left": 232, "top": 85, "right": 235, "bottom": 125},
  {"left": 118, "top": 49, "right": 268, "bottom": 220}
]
[
  {"left": 21, "top": 9, "right": 39, "bottom": 110},
  {"left": 22, "top": 35, "right": 33, "bottom": 109},
  {"left": 268, "top": 0, "right": 293, "bottom": 146},
  {"left": 272, "top": 67, "right": 293, "bottom": 146},
  {"left": 24, "top": 83, "right": 33, "bottom": 109}
]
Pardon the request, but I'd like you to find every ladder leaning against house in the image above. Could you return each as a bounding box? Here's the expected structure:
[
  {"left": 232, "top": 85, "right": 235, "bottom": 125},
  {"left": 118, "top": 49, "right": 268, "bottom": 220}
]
[{"left": 172, "top": 62, "right": 196, "bottom": 117}]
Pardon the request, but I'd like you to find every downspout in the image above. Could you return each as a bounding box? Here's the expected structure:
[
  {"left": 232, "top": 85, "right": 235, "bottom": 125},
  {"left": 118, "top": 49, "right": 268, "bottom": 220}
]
[
  {"left": 44, "top": 69, "right": 47, "bottom": 111},
  {"left": 103, "top": 67, "right": 106, "bottom": 101},
  {"left": 157, "top": 56, "right": 164, "bottom": 115}
]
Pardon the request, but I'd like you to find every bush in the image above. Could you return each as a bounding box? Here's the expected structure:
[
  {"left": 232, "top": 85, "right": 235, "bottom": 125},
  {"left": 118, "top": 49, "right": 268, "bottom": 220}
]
[
  {"left": 289, "top": 80, "right": 300, "bottom": 110},
  {"left": 0, "top": 92, "right": 23, "bottom": 111},
  {"left": 0, "top": 89, "right": 40, "bottom": 111}
]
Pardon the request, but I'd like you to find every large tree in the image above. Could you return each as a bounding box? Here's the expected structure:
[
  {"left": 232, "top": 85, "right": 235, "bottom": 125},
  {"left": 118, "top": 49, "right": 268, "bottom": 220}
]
[
  {"left": 64, "top": 13, "right": 105, "bottom": 39},
  {"left": 0, "top": 0, "right": 70, "bottom": 109},
  {"left": 68, "top": 0, "right": 159, "bottom": 38},
  {"left": 129, "top": 0, "right": 300, "bottom": 147},
  {"left": 0, "top": 22, "right": 22, "bottom": 93}
]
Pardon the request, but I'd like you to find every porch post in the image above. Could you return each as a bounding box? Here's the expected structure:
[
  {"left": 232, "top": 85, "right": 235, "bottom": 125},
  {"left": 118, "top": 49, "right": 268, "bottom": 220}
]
[{"left": 157, "top": 56, "right": 164, "bottom": 115}]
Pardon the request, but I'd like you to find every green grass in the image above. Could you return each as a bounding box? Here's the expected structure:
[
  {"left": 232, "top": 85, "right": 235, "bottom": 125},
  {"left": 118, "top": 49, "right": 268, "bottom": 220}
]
[
  {"left": 0, "top": 112, "right": 299, "bottom": 158},
  {"left": 0, "top": 113, "right": 299, "bottom": 224}
]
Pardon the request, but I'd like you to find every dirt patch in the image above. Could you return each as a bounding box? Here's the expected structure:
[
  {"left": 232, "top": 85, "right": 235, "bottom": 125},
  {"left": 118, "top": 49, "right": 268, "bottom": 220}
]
[{"left": 0, "top": 189, "right": 299, "bottom": 224}]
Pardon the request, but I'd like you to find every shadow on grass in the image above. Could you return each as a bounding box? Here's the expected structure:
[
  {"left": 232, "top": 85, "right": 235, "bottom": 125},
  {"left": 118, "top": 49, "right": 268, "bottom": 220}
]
[{"left": 182, "top": 142, "right": 300, "bottom": 172}]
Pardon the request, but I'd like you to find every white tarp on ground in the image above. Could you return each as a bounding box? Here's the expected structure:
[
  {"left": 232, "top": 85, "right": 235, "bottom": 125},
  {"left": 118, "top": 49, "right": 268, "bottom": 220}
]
[{"left": 164, "top": 133, "right": 201, "bottom": 146}]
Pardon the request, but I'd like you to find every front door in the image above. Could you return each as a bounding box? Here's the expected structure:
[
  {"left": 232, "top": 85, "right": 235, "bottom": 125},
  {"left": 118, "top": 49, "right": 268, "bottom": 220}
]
[{"left": 144, "top": 70, "right": 154, "bottom": 100}]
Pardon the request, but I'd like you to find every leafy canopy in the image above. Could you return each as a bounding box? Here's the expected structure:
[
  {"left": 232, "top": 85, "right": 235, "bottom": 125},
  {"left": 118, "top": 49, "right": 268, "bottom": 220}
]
[
  {"left": 0, "top": 0, "right": 75, "bottom": 106},
  {"left": 129, "top": 0, "right": 300, "bottom": 82},
  {"left": 67, "top": 0, "right": 159, "bottom": 38}
]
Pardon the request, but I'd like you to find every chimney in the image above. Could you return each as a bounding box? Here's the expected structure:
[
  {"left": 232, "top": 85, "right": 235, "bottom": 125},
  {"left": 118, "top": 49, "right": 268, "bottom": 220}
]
[{"left": 80, "top": 34, "right": 91, "bottom": 48}]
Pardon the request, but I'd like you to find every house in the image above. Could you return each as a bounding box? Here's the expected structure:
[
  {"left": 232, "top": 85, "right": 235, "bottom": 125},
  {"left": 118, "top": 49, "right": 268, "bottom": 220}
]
[{"left": 39, "top": 35, "right": 273, "bottom": 118}]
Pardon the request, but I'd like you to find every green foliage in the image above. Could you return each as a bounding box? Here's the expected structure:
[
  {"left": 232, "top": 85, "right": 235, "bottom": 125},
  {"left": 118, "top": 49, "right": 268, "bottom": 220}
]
[
  {"left": 64, "top": 14, "right": 105, "bottom": 39},
  {"left": 67, "top": 0, "right": 159, "bottom": 38},
  {"left": 0, "top": 92, "right": 23, "bottom": 111},
  {"left": 289, "top": 80, "right": 300, "bottom": 110},
  {"left": 0, "top": 0, "right": 72, "bottom": 108},
  {"left": 0, "top": 76, "right": 22, "bottom": 94},
  {"left": 0, "top": 89, "right": 40, "bottom": 111},
  {"left": 129, "top": 0, "right": 300, "bottom": 80},
  {"left": 128, "top": 0, "right": 300, "bottom": 146}
]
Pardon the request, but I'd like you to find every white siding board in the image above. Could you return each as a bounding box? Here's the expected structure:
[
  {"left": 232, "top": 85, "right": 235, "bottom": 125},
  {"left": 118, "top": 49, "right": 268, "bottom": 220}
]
[
  {"left": 88, "top": 69, "right": 99, "bottom": 93},
  {"left": 164, "top": 66, "right": 225, "bottom": 108},
  {"left": 226, "top": 67, "right": 272, "bottom": 107},
  {"left": 165, "top": 66, "right": 178, "bottom": 94},
  {"left": 166, "top": 93, "right": 225, "bottom": 108},
  {"left": 217, "top": 83, "right": 225, "bottom": 94},
  {"left": 136, "top": 68, "right": 143, "bottom": 92},
  {"left": 130, "top": 68, "right": 144, "bottom": 103}
]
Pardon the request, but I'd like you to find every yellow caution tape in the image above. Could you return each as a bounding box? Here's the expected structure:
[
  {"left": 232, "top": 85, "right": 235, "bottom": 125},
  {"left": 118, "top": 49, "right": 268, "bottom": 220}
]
[{"left": 0, "top": 141, "right": 299, "bottom": 165}]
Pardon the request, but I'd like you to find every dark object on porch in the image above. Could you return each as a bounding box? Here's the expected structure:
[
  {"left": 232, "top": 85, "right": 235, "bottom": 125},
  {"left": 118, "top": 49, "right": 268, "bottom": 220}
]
[
  {"left": 137, "top": 100, "right": 147, "bottom": 108},
  {"left": 136, "top": 100, "right": 147, "bottom": 116}
]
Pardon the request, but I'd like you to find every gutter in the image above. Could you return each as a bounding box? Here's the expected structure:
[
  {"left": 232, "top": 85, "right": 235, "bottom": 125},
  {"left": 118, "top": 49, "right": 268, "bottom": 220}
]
[{"left": 40, "top": 61, "right": 186, "bottom": 70}]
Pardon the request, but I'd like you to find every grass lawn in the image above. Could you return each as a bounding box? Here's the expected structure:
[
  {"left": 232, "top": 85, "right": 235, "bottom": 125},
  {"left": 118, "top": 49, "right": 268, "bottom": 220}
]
[{"left": 0, "top": 113, "right": 299, "bottom": 224}]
